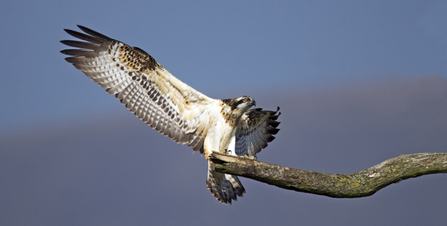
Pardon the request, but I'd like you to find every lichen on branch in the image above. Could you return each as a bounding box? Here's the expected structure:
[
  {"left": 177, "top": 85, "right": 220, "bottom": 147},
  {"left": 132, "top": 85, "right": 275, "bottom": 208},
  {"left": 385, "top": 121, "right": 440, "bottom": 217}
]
[{"left": 210, "top": 152, "right": 447, "bottom": 198}]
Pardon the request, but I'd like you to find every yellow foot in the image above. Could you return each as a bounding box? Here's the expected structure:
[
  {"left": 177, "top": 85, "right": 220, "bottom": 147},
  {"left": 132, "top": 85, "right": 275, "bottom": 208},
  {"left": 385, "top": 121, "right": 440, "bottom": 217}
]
[{"left": 240, "top": 155, "right": 256, "bottom": 160}]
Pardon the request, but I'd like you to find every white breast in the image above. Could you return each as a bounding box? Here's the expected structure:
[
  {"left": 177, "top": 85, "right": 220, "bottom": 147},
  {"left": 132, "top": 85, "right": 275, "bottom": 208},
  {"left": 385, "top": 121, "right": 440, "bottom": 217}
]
[{"left": 202, "top": 114, "right": 237, "bottom": 158}]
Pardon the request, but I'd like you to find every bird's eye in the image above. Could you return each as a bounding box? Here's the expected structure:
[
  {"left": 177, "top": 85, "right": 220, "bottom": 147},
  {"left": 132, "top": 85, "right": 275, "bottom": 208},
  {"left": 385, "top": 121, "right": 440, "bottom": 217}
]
[{"left": 244, "top": 98, "right": 248, "bottom": 102}]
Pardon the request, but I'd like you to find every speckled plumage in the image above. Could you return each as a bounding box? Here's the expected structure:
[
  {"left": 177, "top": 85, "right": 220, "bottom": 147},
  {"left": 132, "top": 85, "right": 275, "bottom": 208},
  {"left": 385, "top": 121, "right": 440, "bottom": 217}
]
[{"left": 61, "top": 25, "right": 280, "bottom": 204}]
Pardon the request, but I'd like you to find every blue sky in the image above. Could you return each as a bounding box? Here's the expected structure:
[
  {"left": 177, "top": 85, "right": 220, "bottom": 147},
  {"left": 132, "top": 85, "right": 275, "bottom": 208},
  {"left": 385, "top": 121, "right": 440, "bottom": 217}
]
[
  {"left": 1, "top": 1, "right": 446, "bottom": 225},
  {"left": 1, "top": 0, "right": 446, "bottom": 133}
]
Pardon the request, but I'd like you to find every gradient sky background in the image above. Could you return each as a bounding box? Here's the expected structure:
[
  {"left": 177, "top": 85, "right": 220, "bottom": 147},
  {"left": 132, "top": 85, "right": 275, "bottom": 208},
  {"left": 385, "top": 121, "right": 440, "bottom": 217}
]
[{"left": 1, "top": 1, "right": 447, "bottom": 225}]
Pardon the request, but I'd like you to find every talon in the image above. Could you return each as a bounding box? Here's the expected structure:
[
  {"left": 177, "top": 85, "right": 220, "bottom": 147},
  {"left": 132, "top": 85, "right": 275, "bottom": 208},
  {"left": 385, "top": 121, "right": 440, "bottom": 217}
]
[{"left": 241, "top": 155, "right": 255, "bottom": 160}]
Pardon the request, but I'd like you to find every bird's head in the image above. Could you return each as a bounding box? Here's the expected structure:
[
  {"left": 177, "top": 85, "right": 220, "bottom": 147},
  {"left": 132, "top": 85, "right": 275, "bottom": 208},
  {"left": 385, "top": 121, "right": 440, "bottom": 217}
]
[
  {"left": 220, "top": 96, "right": 256, "bottom": 124},
  {"left": 232, "top": 96, "right": 256, "bottom": 113},
  {"left": 221, "top": 96, "right": 256, "bottom": 116}
]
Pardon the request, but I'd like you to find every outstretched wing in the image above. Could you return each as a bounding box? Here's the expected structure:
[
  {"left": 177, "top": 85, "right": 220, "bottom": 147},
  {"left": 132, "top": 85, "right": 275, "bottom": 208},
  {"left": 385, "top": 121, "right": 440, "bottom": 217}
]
[
  {"left": 235, "top": 107, "right": 281, "bottom": 156},
  {"left": 60, "top": 25, "right": 216, "bottom": 152}
]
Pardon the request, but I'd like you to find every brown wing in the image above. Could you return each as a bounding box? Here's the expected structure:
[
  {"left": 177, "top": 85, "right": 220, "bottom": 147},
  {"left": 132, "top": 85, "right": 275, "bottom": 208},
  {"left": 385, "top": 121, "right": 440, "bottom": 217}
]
[
  {"left": 234, "top": 107, "right": 281, "bottom": 156},
  {"left": 60, "top": 25, "right": 216, "bottom": 152}
]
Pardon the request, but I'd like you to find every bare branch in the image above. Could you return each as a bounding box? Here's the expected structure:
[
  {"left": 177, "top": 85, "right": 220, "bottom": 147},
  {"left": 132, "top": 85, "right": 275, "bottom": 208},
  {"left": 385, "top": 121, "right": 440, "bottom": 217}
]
[{"left": 210, "top": 152, "right": 447, "bottom": 198}]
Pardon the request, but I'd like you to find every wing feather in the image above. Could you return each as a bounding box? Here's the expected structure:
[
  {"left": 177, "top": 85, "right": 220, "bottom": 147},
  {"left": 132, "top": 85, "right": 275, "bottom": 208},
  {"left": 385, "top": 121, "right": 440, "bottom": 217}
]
[
  {"left": 61, "top": 25, "right": 216, "bottom": 152},
  {"left": 235, "top": 107, "right": 281, "bottom": 156},
  {"left": 60, "top": 40, "right": 101, "bottom": 50},
  {"left": 63, "top": 27, "right": 107, "bottom": 43}
]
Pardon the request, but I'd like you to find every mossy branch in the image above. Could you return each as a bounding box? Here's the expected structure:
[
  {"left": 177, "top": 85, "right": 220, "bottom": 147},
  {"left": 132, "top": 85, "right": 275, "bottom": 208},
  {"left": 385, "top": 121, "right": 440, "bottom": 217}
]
[{"left": 209, "top": 152, "right": 447, "bottom": 198}]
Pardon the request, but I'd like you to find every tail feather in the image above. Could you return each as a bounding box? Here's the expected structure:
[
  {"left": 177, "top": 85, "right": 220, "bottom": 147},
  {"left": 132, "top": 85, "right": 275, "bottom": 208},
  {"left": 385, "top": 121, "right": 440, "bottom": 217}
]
[{"left": 206, "top": 161, "right": 245, "bottom": 204}]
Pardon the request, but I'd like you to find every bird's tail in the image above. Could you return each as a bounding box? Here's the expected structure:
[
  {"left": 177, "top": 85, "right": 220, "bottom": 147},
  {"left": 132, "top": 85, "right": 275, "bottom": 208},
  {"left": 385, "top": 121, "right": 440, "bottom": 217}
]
[{"left": 206, "top": 161, "right": 245, "bottom": 204}]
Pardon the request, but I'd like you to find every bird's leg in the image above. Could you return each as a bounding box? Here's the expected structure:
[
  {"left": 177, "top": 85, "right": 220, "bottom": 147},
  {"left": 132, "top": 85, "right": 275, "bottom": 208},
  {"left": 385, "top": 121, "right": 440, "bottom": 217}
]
[{"left": 225, "top": 136, "right": 236, "bottom": 156}]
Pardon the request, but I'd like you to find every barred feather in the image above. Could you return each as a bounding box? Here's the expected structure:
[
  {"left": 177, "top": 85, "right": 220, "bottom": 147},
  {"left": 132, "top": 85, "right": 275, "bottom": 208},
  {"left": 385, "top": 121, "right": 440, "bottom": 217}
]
[{"left": 61, "top": 25, "right": 209, "bottom": 152}]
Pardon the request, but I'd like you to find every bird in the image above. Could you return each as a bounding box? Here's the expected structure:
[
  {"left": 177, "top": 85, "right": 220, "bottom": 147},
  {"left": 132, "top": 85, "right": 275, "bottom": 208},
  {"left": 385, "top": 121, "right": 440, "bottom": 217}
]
[{"left": 60, "top": 25, "right": 280, "bottom": 204}]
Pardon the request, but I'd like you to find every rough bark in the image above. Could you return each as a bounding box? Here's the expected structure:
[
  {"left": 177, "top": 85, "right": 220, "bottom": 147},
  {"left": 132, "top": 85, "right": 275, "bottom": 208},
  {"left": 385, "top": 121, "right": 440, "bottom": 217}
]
[{"left": 209, "top": 152, "right": 447, "bottom": 198}]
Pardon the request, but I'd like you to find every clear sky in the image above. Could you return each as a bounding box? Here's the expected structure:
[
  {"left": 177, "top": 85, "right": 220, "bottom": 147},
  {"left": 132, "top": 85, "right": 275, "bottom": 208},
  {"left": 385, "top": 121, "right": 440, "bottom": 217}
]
[{"left": 1, "top": 1, "right": 446, "bottom": 225}]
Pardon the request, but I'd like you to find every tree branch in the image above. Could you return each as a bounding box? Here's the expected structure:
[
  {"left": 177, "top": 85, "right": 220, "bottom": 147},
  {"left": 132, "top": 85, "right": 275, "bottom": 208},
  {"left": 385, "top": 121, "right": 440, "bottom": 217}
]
[{"left": 209, "top": 152, "right": 447, "bottom": 198}]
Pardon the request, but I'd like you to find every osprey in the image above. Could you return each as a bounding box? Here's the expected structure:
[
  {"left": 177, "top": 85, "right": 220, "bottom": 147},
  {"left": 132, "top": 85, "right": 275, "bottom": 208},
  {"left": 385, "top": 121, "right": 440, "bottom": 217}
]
[{"left": 60, "top": 25, "right": 280, "bottom": 204}]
